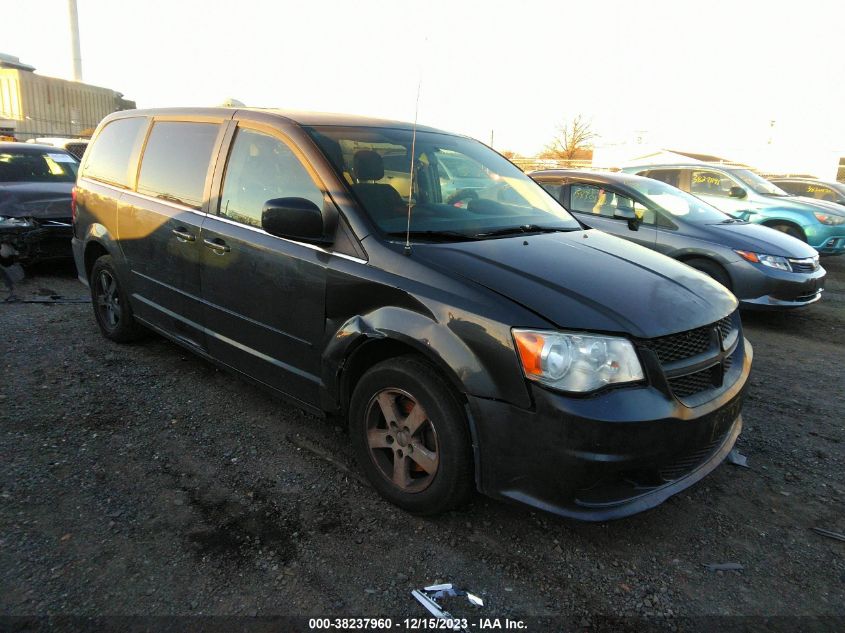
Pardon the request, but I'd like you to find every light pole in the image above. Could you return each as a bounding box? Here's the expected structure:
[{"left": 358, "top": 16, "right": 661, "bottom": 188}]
[{"left": 67, "top": 0, "right": 83, "bottom": 82}]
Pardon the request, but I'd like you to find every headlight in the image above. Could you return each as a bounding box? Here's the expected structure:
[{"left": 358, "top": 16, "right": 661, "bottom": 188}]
[
  {"left": 735, "top": 250, "right": 791, "bottom": 271},
  {"left": 0, "top": 216, "right": 35, "bottom": 229},
  {"left": 813, "top": 212, "right": 845, "bottom": 225},
  {"left": 512, "top": 329, "right": 644, "bottom": 393}
]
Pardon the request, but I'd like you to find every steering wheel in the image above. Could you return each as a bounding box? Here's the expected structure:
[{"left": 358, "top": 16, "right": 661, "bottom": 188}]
[{"left": 446, "top": 188, "right": 479, "bottom": 208}]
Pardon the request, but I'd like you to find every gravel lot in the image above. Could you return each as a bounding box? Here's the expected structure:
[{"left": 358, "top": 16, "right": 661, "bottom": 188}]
[{"left": 1, "top": 257, "right": 844, "bottom": 628}]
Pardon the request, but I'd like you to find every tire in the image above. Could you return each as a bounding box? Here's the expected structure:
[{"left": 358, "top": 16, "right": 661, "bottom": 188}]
[
  {"left": 89, "top": 255, "right": 145, "bottom": 343},
  {"left": 349, "top": 355, "right": 474, "bottom": 515},
  {"left": 768, "top": 223, "right": 806, "bottom": 242},
  {"left": 686, "top": 257, "right": 732, "bottom": 290}
]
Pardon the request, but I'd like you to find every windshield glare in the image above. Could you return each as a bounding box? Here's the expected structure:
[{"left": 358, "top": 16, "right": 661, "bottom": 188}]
[
  {"left": 306, "top": 126, "right": 580, "bottom": 239},
  {"left": 630, "top": 178, "right": 731, "bottom": 224},
  {"left": 731, "top": 169, "right": 789, "bottom": 196},
  {"left": 0, "top": 151, "right": 79, "bottom": 183}
]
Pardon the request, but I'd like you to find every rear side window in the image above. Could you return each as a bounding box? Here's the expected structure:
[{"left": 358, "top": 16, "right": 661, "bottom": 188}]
[
  {"left": 643, "top": 169, "right": 680, "bottom": 188},
  {"left": 801, "top": 183, "right": 838, "bottom": 201},
  {"left": 83, "top": 117, "right": 147, "bottom": 187},
  {"left": 219, "top": 127, "right": 323, "bottom": 228},
  {"left": 137, "top": 121, "right": 219, "bottom": 209},
  {"left": 690, "top": 170, "right": 736, "bottom": 197}
]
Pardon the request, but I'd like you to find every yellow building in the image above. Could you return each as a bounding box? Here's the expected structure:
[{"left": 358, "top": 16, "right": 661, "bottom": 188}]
[{"left": 0, "top": 53, "right": 135, "bottom": 141}]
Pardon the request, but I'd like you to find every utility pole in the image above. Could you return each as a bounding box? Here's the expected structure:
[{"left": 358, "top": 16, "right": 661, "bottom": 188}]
[{"left": 67, "top": 0, "right": 83, "bottom": 82}]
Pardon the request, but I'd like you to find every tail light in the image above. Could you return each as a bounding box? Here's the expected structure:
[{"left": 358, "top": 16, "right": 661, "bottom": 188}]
[{"left": 71, "top": 186, "right": 78, "bottom": 223}]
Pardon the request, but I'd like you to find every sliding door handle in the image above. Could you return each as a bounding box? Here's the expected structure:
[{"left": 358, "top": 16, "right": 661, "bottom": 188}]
[{"left": 203, "top": 238, "right": 230, "bottom": 254}]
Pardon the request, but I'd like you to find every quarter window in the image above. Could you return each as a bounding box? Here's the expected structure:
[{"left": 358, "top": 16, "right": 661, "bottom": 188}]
[
  {"left": 690, "top": 170, "right": 736, "bottom": 198},
  {"left": 137, "top": 121, "right": 220, "bottom": 209},
  {"left": 83, "top": 117, "right": 147, "bottom": 187},
  {"left": 219, "top": 128, "right": 323, "bottom": 228},
  {"left": 642, "top": 169, "right": 680, "bottom": 188},
  {"left": 539, "top": 182, "right": 562, "bottom": 200}
]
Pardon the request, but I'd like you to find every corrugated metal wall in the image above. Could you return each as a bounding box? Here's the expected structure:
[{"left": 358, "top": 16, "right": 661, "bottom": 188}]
[{"left": 0, "top": 69, "right": 135, "bottom": 139}]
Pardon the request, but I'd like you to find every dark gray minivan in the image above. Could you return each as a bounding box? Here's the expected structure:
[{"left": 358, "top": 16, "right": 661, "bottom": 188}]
[{"left": 73, "top": 108, "right": 752, "bottom": 520}]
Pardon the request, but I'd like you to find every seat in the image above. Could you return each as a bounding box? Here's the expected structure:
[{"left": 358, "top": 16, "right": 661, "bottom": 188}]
[{"left": 351, "top": 150, "right": 404, "bottom": 221}]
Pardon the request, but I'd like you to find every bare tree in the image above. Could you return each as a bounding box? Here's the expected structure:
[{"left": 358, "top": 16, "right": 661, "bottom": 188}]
[{"left": 541, "top": 115, "right": 597, "bottom": 161}]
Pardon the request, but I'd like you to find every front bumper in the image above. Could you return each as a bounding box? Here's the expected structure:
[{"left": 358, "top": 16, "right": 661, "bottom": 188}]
[
  {"left": 728, "top": 259, "right": 826, "bottom": 310},
  {"left": 0, "top": 220, "right": 73, "bottom": 265},
  {"left": 806, "top": 227, "right": 845, "bottom": 255},
  {"left": 467, "top": 338, "right": 752, "bottom": 521}
]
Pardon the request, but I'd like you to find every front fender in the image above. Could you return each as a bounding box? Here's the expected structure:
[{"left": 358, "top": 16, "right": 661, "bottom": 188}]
[
  {"left": 666, "top": 244, "right": 739, "bottom": 266},
  {"left": 321, "top": 305, "right": 531, "bottom": 414},
  {"left": 755, "top": 207, "right": 814, "bottom": 230}
]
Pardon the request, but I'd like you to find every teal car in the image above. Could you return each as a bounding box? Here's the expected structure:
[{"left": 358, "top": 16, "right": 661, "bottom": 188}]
[{"left": 623, "top": 164, "right": 845, "bottom": 255}]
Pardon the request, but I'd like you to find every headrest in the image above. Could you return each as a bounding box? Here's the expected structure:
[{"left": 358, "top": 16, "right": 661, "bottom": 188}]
[{"left": 354, "top": 150, "right": 384, "bottom": 181}]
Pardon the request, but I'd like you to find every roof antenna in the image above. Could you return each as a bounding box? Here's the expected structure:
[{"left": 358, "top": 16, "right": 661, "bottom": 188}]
[{"left": 403, "top": 78, "right": 422, "bottom": 256}]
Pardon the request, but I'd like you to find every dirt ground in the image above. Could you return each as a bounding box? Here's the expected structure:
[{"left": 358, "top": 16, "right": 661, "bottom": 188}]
[{"left": 1, "top": 256, "right": 843, "bottom": 630}]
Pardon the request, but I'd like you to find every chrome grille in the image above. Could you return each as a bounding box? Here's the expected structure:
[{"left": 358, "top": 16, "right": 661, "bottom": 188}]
[{"left": 788, "top": 256, "right": 819, "bottom": 273}]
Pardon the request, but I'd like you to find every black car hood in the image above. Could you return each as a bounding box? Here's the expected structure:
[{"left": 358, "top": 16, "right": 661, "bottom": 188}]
[
  {"left": 0, "top": 182, "right": 73, "bottom": 219},
  {"left": 705, "top": 221, "right": 819, "bottom": 258},
  {"left": 412, "top": 229, "right": 736, "bottom": 338}
]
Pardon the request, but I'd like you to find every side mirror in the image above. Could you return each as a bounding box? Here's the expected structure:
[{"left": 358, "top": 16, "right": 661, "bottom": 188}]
[
  {"left": 729, "top": 186, "right": 747, "bottom": 199},
  {"left": 614, "top": 206, "right": 640, "bottom": 231},
  {"left": 261, "top": 197, "right": 329, "bottom": 243}
]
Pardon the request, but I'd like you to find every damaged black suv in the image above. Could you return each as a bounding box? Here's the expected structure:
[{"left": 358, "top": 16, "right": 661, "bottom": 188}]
[
  {"left": 72, "top": 108, "right": 752, "bottom": 520},
  {"left": 0, "top": 142, "right": 78, "bottom": 266}
]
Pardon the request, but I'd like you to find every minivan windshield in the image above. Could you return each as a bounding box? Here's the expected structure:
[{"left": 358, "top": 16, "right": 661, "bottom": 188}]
[
  {"left": 629, "top": 178, "right": 732, "bottom": 224},
  {"left": 730, "top": 169, "right": 789, "bottom": 197},
  {"left": 0, "top": 150, "right": 79, "bottom": 183},
  {"left": 306, "top": 126, "right": 580, "bottom": 240}
]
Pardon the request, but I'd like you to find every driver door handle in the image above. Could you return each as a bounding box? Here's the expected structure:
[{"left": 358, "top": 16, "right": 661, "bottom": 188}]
[
  {"left": 203, "top": 237, "right": 231, "bottom": 254},
  {"left": 171, "top": 227, "right": 196, "bottom": 242}
]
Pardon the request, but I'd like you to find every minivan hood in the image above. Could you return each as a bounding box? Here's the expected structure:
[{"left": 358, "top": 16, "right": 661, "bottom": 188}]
[
  {"left": 705, "top": 221, "right": 818, "bottom": 258},
  {"left": 411, "top": 229, "right": 736, "bottom": 339},
  {"left": 0, "top": 182, "right": 74, "bottom": 219}
]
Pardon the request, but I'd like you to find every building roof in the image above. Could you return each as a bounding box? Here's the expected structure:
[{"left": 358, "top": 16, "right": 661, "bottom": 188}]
[{"left": 0, "top": 53, "right": 35, "bottom": 72}]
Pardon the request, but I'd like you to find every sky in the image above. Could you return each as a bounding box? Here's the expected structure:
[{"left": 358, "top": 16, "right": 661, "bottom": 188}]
[{"left": 4, "top": 0, "right": 844, "bottom": 161}]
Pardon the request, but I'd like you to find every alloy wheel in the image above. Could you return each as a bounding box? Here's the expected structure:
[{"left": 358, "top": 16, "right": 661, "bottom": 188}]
[
  {"left": 365, "top": 388, "right": 440, "bottom": 493},
  {"left": 96, "top": 269, "right": 121, "bottom": 329}
]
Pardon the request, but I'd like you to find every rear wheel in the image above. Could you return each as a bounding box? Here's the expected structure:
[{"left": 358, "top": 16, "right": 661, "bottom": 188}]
[
  {"left": 768, "top": 222, "right": 806, "bottom": 242},
  {"left": 686, "top": 257, "right": 732, "bottom": 290},
  {"left": 349, "top": 355, "right": 473, "bottom": 515},
  {"left": 90, "top": 255, "right": 145, "bottom": 342}
]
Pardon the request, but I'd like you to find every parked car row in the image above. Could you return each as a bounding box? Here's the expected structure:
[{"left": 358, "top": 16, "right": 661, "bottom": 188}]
[
  {"left": 621, "top": 164, "right": 845, "bottom": 255},
  {"left": 530, "top": 170, "right": 825, "bottom": 309},
  {"left": 4, "top": 109, "right": 838, "bottom": 522}
]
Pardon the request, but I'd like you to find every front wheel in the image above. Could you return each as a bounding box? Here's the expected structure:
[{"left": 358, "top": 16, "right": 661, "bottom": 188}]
[
  {"left": 768, "top": 223, "right": 806, "bottom": 242},
  {"left": 686, "top": 258, "right": 732, "bottom": 291},
  {"left": 349, "top": 356, "right": 474, "bottom": 515}
]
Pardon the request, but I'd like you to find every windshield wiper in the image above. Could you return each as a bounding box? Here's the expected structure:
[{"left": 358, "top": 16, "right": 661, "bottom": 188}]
[
  {"left": 384, "top": 230, "right": 479, "bottom": 242},
  {"left": 717, "top": 218, "right": 745, "bottom": 224},
  {"left": 473, "top": 224, "right": 574, "bottom": 238}
]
